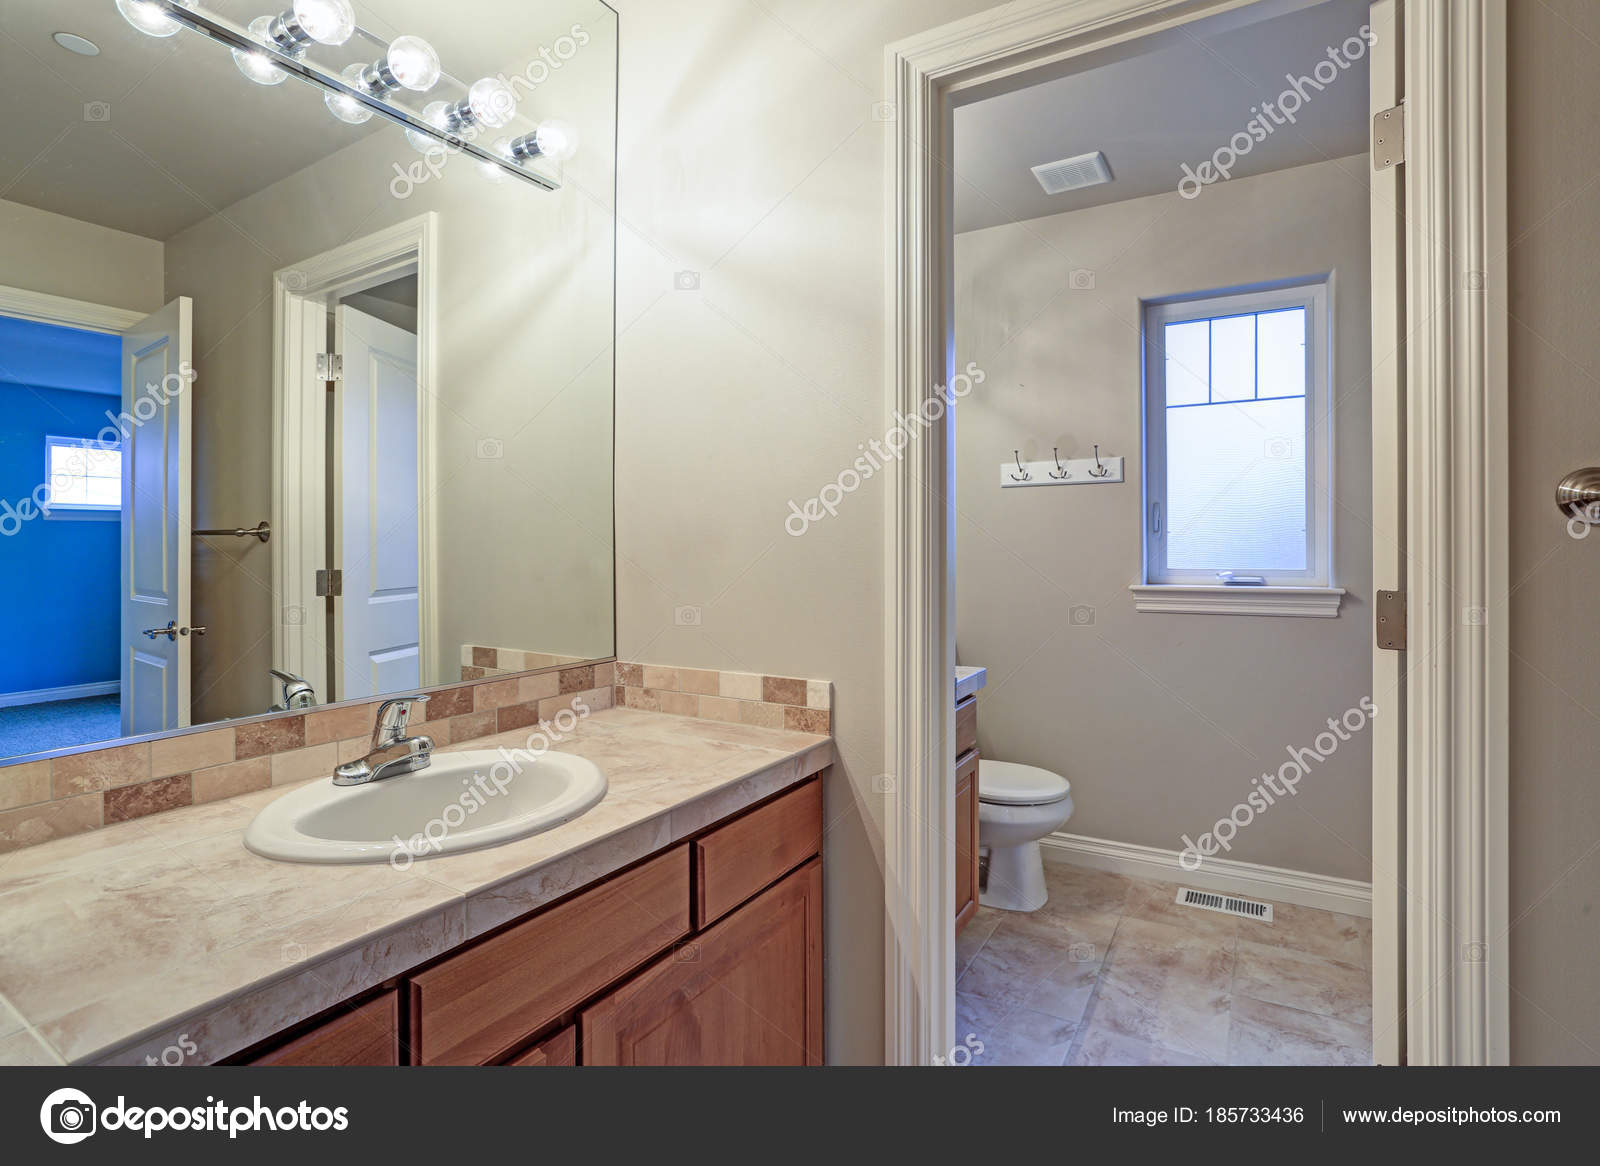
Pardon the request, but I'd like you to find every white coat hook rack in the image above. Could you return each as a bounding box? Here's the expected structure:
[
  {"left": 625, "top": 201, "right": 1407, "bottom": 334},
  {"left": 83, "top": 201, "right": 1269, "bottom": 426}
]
[{"left": 1000, "top": 444, "right": 1124, "bottom": 489}]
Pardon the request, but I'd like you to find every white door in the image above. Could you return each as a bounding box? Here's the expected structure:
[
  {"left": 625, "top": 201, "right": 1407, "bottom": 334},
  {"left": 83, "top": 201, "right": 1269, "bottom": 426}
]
[
  {"left": 334, "top": 305, "right": 421, "bottom": 700},
  {"left": 119, "top": 298, "right": 193, "bottom": 736}
]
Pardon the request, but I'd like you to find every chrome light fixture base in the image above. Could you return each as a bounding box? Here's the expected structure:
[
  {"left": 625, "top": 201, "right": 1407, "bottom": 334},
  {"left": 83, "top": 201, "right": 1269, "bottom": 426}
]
[{"left": 135, "top": 1, "right": 558, "bottom": 193}]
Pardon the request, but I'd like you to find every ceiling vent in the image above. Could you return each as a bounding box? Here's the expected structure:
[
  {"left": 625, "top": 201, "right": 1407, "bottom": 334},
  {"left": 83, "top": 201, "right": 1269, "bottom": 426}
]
[{"left": 1031, "top": 150, "right": 1113, "bottom": 196}]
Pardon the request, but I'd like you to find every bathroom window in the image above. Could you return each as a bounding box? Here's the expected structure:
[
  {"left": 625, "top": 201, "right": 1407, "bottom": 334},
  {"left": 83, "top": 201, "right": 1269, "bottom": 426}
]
[
  {"left": 1141, "top": 278, "right": 1332, "bottom": 594},
  {"left": 44, "top": 435, "right": 122, "bottom": 515}
]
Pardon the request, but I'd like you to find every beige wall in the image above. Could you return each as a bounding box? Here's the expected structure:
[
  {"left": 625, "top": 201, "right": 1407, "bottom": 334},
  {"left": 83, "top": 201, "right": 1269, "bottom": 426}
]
[
  {"left": 952, "top": 155, "right": 1373, "bottom": 882},
  {"left": 0, "top": 197, "right": 163, "bottom": 314},
  {"left": 1506, "top": 0, "right": 1600, "bottom": 1065},
  {"left": 164, "top": 11, "right": 616, "bottom": 722},
  {"left": 608, "top": 0, "right": 1000, "bottom": 1063}
]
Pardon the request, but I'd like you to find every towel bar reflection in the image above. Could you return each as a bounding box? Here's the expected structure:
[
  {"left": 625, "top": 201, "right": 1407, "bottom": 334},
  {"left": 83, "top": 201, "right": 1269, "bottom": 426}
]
[{"left": 193, "top": 521, "right": 271, "bottom": 543}]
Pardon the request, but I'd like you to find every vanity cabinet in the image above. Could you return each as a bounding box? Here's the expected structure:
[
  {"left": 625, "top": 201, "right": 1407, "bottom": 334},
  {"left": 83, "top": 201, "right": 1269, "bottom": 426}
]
[
  {"left": 244, "top": 990, "right": 400, "bottom": 1067},
  {"left": 236, "top": 776, "right": 825, "bottom": 1068},
  {"left": 506, "top": 1026, "right": 576, "bottom": 1067},
  {"left": 410, "top": 846, "right": 692, "bottom": 1066},
  {"left": 955, "top": 695, "right": 980, "bottom": 932},
  {"left": 582, "top": 859, "right": 823, "bottom": 1065}
]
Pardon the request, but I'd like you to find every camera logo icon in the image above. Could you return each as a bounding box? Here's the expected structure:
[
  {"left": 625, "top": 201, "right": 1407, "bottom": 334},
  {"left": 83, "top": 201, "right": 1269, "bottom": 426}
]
[
  {"left": 674, "top": 270, "right": 701, "bottom": 291},
  {"left": 477, "top": 437, "right": 505, "bottom": 460},
  {"left": 83, "top": 102, "right": 111, "bottom": 123},
  {"left": 40, "top": 1088, "right": 97, "bottom": 1145}
]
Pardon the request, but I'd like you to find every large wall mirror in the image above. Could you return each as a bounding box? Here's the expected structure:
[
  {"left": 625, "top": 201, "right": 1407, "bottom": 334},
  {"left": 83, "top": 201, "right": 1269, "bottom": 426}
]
[{"left": 0, "top": 0, "right": 617, "bottom": 764}]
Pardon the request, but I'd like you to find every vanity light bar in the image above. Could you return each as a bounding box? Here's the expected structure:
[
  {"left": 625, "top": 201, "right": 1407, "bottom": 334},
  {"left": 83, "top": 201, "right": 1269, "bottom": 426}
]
[{"left": 143, "top": 1, "right": 560, "bottom": 193}]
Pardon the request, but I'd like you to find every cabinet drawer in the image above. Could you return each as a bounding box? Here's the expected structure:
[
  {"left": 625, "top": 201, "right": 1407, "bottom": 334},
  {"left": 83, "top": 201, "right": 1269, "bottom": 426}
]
[
  {"left": 956, "top": 695, "right": 978, "bottom": 761},
  {"left": 695, "top": 779, "right": 822, "bottom": 926},
  {"left": 247, "top": 990, "right": 399, "bottom": 1066},
  {"left": 411, "top": 846, "right": 691, "bottom": 1065},
  {"left": 505, "top": 1025, "right": 576, "bottom": 1067}
]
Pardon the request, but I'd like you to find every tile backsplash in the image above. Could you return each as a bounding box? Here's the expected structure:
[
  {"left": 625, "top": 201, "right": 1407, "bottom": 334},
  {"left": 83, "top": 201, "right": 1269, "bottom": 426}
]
[
  {"left": 0, "top": 661, "right": 615, "bottom": 855},
  {"left": 0, "top": 659, "right": 834, "bottom": 857},
  {"left": 615, "top": 663, "right": 832, "bottom": 735}
]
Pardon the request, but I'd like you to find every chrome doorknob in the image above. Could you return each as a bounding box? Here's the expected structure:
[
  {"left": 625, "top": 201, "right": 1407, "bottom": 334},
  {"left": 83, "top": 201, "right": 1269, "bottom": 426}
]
[
  {"left": 1556, "top": 467, "right": 1600, "bottom": 520},
  {"left": 142, "top": 622, "right": 207, "bottom": 641}
]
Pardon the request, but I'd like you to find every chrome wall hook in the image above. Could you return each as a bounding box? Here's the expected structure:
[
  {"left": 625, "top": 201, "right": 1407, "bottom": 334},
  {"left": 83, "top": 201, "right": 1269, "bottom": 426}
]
[
  {"left": 1088, "top": 444, "right": 1111, "bottom": 478},
  {"left": 1048, "top": 446, "right": 1071, "bottom": 480},
  {"left": 1010, "top": 450, "right": 1032, "bottom": 482}
]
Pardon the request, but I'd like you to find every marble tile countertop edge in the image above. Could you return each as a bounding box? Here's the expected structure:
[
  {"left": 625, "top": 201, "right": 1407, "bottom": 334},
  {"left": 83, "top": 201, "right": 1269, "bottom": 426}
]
[{"left": 0, "top": 707, "right": 833, "bottom": 1066}]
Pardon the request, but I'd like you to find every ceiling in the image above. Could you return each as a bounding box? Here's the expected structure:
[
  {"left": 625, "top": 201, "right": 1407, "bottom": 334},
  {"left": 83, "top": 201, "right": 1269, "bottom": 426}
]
[
  {"left": 0, "top": 0, "right": 613, "bottom": 241},
  {"left": 953, "top": 0, "right": 1370, "bottom": 234}
]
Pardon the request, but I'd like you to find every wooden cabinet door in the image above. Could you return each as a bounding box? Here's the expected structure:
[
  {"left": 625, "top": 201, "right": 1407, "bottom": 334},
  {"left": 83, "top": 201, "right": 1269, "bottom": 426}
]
[
  {"left": 247, "top": 990, "right": 399, "bottom": 1066},
  {"left": 505, "top": 1026, "right": 576, "bottom": 1067},
  {"left": 581, "top": 859, "right": 823, "bottom": 1066},
  {"left": 955, "top": 750, "right": 980, "bottom": 932}
]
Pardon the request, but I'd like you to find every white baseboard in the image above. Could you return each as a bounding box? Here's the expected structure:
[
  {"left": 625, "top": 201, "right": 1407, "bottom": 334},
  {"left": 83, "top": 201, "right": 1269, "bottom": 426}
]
[
  {"left": 0, "top": 682, "right": 120, "bottom": 709},
  {"left": 1039, "top": 831, "right": 1372, "bottom": 918}
]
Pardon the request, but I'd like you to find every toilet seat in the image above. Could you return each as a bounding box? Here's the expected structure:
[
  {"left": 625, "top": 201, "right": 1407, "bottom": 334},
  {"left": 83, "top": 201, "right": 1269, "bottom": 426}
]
[{"left": 978, "top": 760, "right": 1070, "bottom": 807}]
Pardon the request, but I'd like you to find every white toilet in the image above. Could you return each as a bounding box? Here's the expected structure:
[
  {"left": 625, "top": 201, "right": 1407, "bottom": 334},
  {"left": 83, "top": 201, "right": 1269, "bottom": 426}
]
[{"left": 977, "top": 760, "right": 1074, "bottom": 912}]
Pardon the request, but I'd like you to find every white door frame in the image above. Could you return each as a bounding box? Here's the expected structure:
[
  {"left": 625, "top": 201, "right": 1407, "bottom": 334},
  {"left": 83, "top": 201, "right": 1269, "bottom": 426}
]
[
  {"left": 883, "top": 0, "right": 1508, "bottom": 1067},
  {"left": 271, "top": 213, "right": 440, "bottom": 705},
  {"left": 0, "top": 283, "right": 144, "bottom": 333}
]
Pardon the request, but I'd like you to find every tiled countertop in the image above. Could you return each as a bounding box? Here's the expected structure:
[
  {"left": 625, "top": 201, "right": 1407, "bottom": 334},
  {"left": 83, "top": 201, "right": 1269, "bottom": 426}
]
[
  {"left": 955, "top": 666, "right": 988, "bottom": 703},
  {"left": 0, "top": 708, "right": 832, "bottom": 1066}
]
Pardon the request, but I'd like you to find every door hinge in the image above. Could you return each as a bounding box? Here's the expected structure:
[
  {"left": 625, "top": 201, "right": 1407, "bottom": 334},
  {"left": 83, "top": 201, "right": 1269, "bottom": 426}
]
[
  {"left": 315, "top": 569, "right": 343, "bottom": 597},
  {"left": 1372, "top": 103, "right": 1405, "bottom": 170},
  {"left": 316, "top": 353, "right": 343, "bottom": 381},
  {"left": 1376, "top": 589, "right": 1407, "bottom": 651}
]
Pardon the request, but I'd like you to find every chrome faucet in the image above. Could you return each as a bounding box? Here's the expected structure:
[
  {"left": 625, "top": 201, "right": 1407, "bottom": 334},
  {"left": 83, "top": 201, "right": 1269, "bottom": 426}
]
[
  {"left": 332, "top": 696, "right": 433, "bottom": 786},
  {"left": 269, "top": 668, "right": 317, "bottom": 711}
]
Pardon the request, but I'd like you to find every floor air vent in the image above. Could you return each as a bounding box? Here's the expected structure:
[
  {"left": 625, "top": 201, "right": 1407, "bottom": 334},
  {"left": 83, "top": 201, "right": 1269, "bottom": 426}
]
[{"left": 1175, "top": 887, "right": 1273, "bottom": 922}]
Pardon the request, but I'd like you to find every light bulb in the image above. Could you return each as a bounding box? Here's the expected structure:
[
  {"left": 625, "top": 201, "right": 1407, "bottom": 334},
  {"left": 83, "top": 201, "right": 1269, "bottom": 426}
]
[
  {"left": 506, "top": 121, "right": 579, "bottom": 165},
  {"left": 467, "top": 78, "right": 516, "bottom": 129},
  {"left": 292, "top": 0, "right": 356, "bottom": 47},
  {"left": 406, "top": 101, "right": 453, "bottom": 153},
  {"left": 384, "top": 36, "right": 440, "bottom": 92},
  {"left": 116, "top": 0, "right": 191, "bottom": 38},
  {"left": 232, "top": 16, "right": 288, "bottom": 86},
  {"left": 534, "top": 121, "right": 578, "bottom": 161},
  {"left": 325, "top": 64, "right": 373, "bottom": 124}
]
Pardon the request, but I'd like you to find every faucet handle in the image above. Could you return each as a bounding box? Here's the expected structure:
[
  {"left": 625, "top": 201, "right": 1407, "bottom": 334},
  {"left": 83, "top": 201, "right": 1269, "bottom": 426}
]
[{"left": 373, "top": 694, "right": 430, "bottom": 745}]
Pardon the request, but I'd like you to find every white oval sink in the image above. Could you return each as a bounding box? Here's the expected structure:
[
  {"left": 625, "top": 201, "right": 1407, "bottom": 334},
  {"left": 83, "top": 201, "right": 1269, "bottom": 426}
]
[{"left": 244, "top": 750, "right": 607, "bottom": 865}]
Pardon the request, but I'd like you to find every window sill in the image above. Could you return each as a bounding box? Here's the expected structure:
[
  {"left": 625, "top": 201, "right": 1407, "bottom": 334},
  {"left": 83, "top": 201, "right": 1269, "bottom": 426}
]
[
  {"left": 44, "top": 509, "right": 119, "bottom": 523},
  {"left": 1129, "top": 584, "right": 1345, "bottom": 618}
]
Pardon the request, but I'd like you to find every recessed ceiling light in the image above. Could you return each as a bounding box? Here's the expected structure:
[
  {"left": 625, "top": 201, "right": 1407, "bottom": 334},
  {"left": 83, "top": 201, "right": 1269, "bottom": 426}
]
[{"left": 53, "top": 32, "right": 101, "bottom": 57}]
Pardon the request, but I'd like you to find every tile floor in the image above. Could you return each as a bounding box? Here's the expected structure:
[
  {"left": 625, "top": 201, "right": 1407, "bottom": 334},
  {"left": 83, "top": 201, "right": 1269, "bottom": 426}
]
[{"left": 956, "top": 862, "right": 1373, "bottom": 1066}]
